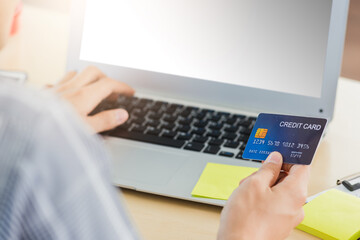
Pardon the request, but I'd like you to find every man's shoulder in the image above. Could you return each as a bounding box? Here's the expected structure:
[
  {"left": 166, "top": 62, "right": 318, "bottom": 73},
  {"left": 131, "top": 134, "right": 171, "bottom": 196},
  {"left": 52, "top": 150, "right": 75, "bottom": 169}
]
[
  {"left": 0, "top": 83, "right": 57, "bottom": 118},
  {"left": 0, "top": 83, "right": 72, "bottom": 150}
]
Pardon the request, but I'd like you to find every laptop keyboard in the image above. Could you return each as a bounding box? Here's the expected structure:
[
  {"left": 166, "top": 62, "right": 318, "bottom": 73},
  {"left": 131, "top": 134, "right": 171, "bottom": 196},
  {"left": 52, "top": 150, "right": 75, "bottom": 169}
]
[{"left": 92, "top": 95, "right": 258, "bottom": 161}]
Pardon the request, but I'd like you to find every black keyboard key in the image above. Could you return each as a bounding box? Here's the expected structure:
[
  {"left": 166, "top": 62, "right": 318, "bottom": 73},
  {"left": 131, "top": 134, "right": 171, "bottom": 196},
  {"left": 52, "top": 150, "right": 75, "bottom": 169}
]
[
  {"left": 225, "top": 117, "right": 237, "bottom": 125},
  {"left": 163, "top": 115, "right": 177, "bottom": 123},
  {"left": 165, "top": 107, "right": 177, "bottom": 114},
  {"left": 224, "top": 126, "right": 238, "bottom": 132},
  {"left": 153, "top": 100, "right": 168, "bottom": 107},
  {"left": 239, "top": 143, "right": 247, "bottom": 150},
  {"left": 218, "top": 111, "right": 231, "bottom": 117},
  {"left": 161, "top": 122, "right": 176, "bottom": 130},
  {"left": 130, "top": 118, "right": 142, "bottom": 125},
  {"left": 170, "top": 103, "right": 183, "bottom": 109},
  {"left": 132, "top": 109, "right": 146, "bottom": 118},
  {"left": 146, "top": 128, "right": 161, "bottom": 136},
  {"left": 238, "top": 119, "right": 253, "bottom": 128},
  {"left": 238, "top": 134, "right": 249, "bottom": 142},
  {"left": 209, "top": 114, "right": 221, "bottom": 122},
  {"left": 180, "top": 109, "right": 192, "bottom": 117},
  {"left": 178, "top": 117, "right": 193, "bottom": 125},
  {"left": 176, "top": 125, "right": 191, "bottom": 133},
  {"left": 194, "top": 112, "right": 206, "bottom": 120},
  {"left": 224, "top": 141, "right": 240, "bottom": 148},
  {"left": 208, "top": 123, "right": 223, "bottom": 130},
  {"left": 162, "top": 130, "right": 177, "bottom": 139},
  {"left": 149, "top": 105, "right": 161, "bottom": 112},
  {"left": 117, "top": 96, "right": 137, "bottom": 106},
  {"left": 222, "top": 132, "right": 237, "bottom": 140},
  {"left": 206, "top": 130, "right": 221, "bottom": 138},
  {"left": 204, "top": 145, "right": 220, "bottom": 154},
  {"left": 132, "top": 125, "right": 146, "bottom": 133},
  {"left": 193, "top": 120, "right": 208, "bottom": 128},
  {"left": 234, "top": 114, "right": 246, "bottom": 119},
  {"left": 145, "top": 119, "right": 160, "bottom": 128},
  {"left": 201, "top": 109, "right": 215, "bottom": 114},
  {"left": 191, "top": 128, "right": 206, "bottom": 136},
  {"left": 236, "top": 152, "right": 247, "bottom": 160},
  {"left": 135, "top": 98, "right": 153, "bottom": 108},
  {"left": 187, "top": 106, "right": 199, "bottom": 112},
  {"left": 108, "top": 129, "right": 185, "bottom": 148},
  {"left": 150, "top": 101, "right": 167, "bottom": 111},
  {"left": 184, "top": 142, "right": 205, "bottom": 152},
  {"left": 219, "top": 151, "right": 234, "bottom": 158},
  {"left": 165, "top": 104, "right": 183, "bottom": 114},
  {"left": 208, "top": 139, "right": 224, "bottom": 146},
  {"left": 177, "top": 133, "right": 192, "bottom": 140},
  {"left": 148, "top": 112, "right": 162, "bottom": 120},
  {"left": 193, "top": 135, "right": 209, "bottom": 143},
  {"left": 239, "top": 126, "right": 252, "bottom": 135}
]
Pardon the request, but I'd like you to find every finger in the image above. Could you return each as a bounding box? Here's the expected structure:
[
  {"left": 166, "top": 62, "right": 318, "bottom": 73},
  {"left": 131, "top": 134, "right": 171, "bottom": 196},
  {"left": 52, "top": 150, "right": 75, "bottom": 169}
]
[
  {"left": 59, "top": 66, "right": 106, "bottom": 91},
  {"left": 254, "top": 152, "right": 283, "bottom": 187},
  {"left": 82, "top": 77, "right": 134, "bottom": 113},
  {"left": 273, "top": 165, "right": 311, "bottom": 194},
  {"left": 58, "top": 71, "right": 77, "bottom": 86},
  {"left": 294, "top": 209, "right": 305, "bottom": 226},
  {"left": 281, "top": 163, "right": 294, "bottom": 173},
  {"left": 86, "top": 109, "right": 129, "bottom": 133},
  {"left": 239, "top": 171, "right": 257, "bottom": 185},
  {"left": 275, "top": 171, "right": 288, "bottom": 185}
]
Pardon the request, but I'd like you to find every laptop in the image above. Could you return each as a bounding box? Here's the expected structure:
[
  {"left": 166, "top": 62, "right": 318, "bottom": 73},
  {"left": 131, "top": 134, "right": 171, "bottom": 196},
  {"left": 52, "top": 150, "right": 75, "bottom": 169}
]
[{"left": 67, "top": 0, "right": 349, "bottom": 206}]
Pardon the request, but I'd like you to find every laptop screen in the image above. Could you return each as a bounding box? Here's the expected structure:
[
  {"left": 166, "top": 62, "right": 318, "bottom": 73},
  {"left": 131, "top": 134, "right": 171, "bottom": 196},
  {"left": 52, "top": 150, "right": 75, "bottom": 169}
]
[{"left": 79, "top": 0, "right": 332, "bottom": 98}]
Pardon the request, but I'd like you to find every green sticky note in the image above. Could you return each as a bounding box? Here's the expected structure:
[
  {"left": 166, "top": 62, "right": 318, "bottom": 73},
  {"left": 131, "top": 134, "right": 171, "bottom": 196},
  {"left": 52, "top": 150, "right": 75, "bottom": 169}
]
[
  {"left": 191, "top": 163, "right": 258, "bottom": 200},
  {"left": 297, "top": 189, "right": 360, "bottom": 240}
]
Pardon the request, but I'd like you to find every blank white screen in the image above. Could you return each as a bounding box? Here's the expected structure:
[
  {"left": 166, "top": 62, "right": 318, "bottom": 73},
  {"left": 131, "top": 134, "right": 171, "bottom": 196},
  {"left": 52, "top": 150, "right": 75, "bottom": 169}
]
[{"left": 80, "top": 0, "right": 332, "bottom": 98}]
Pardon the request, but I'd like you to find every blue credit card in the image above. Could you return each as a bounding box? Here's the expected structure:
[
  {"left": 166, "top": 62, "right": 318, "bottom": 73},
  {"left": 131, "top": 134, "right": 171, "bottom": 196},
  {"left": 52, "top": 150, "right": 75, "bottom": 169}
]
[{"left": 243, "top": 113, "right": 327, "bottom": 165}]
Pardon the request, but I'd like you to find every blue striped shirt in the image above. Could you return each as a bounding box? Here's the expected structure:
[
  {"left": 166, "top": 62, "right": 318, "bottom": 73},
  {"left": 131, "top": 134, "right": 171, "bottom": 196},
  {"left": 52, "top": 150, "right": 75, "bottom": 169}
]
[{"left": 0, "top": 82, "right": 139, "bottom": 240}]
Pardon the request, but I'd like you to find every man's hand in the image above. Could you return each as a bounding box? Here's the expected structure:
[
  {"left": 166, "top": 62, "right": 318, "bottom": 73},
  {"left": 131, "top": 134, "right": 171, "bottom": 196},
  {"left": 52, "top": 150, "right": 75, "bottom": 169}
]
[
  {"left": 51, "top": 66, "right": 135, "bottom": 133},
  {"left": 217, "top": 152, "right": 310, "bottom": 240}
]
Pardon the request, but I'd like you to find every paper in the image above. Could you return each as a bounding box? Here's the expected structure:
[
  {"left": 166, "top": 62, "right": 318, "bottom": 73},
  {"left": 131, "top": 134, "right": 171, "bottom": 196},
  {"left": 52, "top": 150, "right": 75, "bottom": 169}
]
[
  {"left": 191, "top": 163, "right": 258, "bottom": 200},
  {"left": 297, "top": 189, "right": 360, "bottom": 240}
]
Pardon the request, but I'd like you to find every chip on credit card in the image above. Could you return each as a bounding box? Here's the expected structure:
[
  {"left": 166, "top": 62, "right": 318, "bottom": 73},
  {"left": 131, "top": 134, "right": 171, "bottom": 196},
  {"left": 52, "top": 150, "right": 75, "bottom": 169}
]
[{"left": 243, "top": 113, "right": 327, "bottom": 165}]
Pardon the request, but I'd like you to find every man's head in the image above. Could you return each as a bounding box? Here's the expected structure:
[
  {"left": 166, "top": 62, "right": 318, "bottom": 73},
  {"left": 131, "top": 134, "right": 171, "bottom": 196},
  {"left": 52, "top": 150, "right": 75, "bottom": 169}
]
[{"left": 0, "top": 0, "right": 19, "bottom": 50}]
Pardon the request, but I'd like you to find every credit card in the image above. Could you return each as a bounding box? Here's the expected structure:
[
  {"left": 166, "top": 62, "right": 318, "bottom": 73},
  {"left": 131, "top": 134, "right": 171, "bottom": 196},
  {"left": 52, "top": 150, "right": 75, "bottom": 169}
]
[{"left": 243, "top": 113, "right": 327, "bottom": 165}]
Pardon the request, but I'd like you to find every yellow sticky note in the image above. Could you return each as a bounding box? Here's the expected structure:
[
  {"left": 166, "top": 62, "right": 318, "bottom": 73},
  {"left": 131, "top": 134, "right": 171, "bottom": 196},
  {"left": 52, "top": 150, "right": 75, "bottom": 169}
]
[
  {"left": 297, "top": 189, "right": 360, "bottom": 240},
  {"left": 191, "top": 163, "right": 258, "bottom": 200}
]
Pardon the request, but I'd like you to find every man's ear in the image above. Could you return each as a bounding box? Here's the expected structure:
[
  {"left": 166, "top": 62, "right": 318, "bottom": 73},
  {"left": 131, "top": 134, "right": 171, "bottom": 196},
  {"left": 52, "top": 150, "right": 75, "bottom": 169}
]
[{"left": 10, "top": 2, "right": 22, "bottom": 36}]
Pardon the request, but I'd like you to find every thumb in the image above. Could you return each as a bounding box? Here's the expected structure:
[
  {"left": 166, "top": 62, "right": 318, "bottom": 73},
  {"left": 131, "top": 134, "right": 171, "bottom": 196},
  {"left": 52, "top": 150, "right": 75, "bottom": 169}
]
[
  {"left": 86, "top": 109, "right": 129, "bottom": 133},
  {"left": 256, "top": 152, "right": 283, "bottom": 187}
]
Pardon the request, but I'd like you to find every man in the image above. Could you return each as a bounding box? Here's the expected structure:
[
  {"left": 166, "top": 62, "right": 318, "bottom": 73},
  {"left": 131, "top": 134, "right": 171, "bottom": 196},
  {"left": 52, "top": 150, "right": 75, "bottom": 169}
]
[{"left": 0, "top": 1, "right": 309, "bottom": 239}]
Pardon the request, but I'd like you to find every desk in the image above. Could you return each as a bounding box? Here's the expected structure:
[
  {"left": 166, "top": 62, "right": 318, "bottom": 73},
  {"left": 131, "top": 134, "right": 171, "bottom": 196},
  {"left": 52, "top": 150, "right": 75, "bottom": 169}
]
[{"left": 1, "top": 4, "right": 360, "bottom": 240}]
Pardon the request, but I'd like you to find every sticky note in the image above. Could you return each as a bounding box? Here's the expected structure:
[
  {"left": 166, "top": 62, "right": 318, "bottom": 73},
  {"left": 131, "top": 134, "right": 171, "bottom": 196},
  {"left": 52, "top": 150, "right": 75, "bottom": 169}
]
[
  {"left": 297, "top": 189, "right": 360, "bottom": 240},
  {"left": 191, "top": 163, "right": 258, "bottom": 200}
]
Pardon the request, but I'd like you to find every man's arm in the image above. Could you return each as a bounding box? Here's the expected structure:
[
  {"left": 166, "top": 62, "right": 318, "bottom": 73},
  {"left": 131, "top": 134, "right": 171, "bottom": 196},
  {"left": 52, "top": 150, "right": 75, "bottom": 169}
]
[{"left": 0, "top": 84, "right": 140, "bottom": 240}]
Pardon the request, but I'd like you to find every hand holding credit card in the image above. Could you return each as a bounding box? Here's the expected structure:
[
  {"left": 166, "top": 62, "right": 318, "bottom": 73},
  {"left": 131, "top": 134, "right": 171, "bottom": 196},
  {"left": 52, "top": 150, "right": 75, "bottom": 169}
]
[{"left": 243, "top": 113, "right": 327, "bottom": 165}]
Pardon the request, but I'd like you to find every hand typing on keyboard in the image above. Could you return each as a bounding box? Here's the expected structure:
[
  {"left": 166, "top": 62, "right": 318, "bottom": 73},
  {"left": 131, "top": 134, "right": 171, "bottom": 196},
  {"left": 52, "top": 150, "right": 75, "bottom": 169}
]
[
  {"left": 48, "top": 66, "right": 135, "bottom": 133},
  {"left": 217, "top": 152, "right": 310, "bottom": 240}
]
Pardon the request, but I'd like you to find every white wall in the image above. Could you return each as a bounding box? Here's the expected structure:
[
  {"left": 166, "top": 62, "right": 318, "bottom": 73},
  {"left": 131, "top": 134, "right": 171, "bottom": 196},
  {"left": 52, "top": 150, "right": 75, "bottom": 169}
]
[{"left": 23, "top": 0, "right": 71, "bottom": 13}]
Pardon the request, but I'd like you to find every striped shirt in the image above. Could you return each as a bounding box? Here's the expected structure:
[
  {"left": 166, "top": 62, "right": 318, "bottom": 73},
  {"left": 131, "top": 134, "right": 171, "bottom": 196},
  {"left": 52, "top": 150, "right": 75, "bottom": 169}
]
[{"left": 0, "top": 82, "right": 140, "bottom": 240}]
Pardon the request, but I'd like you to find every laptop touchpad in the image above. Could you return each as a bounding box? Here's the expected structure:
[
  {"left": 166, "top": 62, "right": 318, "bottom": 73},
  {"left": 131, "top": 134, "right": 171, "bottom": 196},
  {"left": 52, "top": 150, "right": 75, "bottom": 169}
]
[{"left": 107, "top": 139, "right": 188, "bottom": 186}]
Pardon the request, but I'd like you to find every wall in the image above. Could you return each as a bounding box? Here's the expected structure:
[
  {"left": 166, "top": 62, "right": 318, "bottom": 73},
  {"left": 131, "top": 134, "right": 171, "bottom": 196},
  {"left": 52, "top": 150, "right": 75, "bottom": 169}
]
[{"left": 342, "top": 0, "right": 360, "bottom": 81}]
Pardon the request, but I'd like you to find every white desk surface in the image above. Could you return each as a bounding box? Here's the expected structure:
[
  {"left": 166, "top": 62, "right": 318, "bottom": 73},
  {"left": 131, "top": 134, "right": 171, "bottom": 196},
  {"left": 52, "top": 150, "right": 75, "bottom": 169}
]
[{"left": 1, "top": 4, "right": 359, "bottom": 240}]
